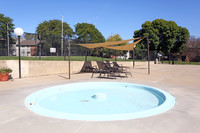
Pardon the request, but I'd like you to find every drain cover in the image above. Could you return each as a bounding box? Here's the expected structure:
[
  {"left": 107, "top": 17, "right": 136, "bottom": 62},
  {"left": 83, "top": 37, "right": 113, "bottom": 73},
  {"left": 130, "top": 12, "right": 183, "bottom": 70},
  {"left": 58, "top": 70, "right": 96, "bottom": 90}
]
[{"left": 80, "top": 99, "right": 89, "bottom": 103}]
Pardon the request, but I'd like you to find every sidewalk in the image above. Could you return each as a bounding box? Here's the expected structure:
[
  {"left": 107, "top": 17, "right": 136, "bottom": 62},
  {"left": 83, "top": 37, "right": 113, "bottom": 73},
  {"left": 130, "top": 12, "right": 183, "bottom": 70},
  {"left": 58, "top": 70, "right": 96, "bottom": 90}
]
[{"left": 0, "top": 64, "right": 200, "bottom": 133}]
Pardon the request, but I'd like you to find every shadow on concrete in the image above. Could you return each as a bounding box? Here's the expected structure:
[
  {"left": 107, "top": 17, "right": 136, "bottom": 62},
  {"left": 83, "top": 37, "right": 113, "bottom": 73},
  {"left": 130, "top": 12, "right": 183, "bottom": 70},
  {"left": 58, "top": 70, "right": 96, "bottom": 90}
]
[{"left": 80, "top": 61, "right": 94, "bottom": 72}]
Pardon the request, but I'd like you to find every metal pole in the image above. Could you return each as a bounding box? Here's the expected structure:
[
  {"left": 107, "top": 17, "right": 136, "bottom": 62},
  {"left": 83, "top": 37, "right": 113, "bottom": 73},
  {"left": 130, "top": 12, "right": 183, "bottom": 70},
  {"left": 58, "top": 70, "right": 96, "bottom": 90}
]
[
  {"left": 115, "top": 50, "right": 117, "bottom": 61},
  {"left": 102, "top": 52, "right": 103, "bottom": 61},
  {"left": 7, "top": 22, "right": 9, "bottom": 56},
  {"left": 147, "top": 35, "right": 150, "bottom": 75},
  {"left": 35, "top": 33, "right": 37, "bottom": 57},
  {"left": 39, "top": 35, "right": 41, "bottom": 60},
  {"left": 102, "top": 48, "right": 104, "bottom": 61},
  {"left": 85, "top": 41, "right": 88, "bottom": 61},
  {"left": 172, "top": 55, "right": 174, "bottom": 65},
  {"left": 18, "top": 36, "right": 21, "bottom": 78},
  {"left": 64, "top": 37, "right": 66, "bottom": 61},
  {"left": 85, "top": 48, "right": 88, "bottom": 61},
  {"left": 68, "top": 40, "right": 71, "bottom": 79},
  {"left": 61, "top": 16, "right": 64, "bottom": 56},
  {"left": 132, "top": 50, "right": 134, "bottom": 68}
]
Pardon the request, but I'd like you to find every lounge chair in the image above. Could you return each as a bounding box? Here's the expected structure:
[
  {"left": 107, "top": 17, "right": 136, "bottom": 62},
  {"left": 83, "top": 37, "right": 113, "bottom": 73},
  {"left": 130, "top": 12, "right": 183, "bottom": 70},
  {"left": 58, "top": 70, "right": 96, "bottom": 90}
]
[
  {"left": 91, "top": 61, "right": 111, "bottom": 78},
  {"left": 105, "top": 60, "right": 112, "bottom": 67},
  {"left": 113, "top": 62, "right": 131, "bottom": 71},
  {"left": 103, "top": 62, "right": 132, "bottom": 78},
  {"left": 112, "top": 62, "right": 132, "bottom": 77},
  {"left": 91, "top": 61, "right": 132, "bottom": 78},
  {"left": 81, "top": 61, "right": 95, "bottom": 72}
]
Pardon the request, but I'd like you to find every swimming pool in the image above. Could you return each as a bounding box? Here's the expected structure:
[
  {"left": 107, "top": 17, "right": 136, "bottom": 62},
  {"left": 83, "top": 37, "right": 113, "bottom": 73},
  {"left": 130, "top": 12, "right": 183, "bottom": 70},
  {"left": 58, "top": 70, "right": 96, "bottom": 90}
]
[{"left": 25, "top": 82, "right": 175, "bottom": 121}]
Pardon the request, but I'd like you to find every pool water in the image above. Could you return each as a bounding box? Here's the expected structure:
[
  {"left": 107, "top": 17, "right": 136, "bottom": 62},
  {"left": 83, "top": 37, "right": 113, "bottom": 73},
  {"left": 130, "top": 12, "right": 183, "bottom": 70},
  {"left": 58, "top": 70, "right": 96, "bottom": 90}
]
[{"left": 25, "top": 82, "right": 175, "bottom": 121}]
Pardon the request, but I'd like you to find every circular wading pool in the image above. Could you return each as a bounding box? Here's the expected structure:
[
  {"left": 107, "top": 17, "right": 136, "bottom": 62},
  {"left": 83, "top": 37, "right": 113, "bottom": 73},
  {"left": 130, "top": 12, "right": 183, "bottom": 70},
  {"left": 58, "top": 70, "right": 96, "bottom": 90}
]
[{"left": 25, "top": 82, "right": 175, "bottom": 121}]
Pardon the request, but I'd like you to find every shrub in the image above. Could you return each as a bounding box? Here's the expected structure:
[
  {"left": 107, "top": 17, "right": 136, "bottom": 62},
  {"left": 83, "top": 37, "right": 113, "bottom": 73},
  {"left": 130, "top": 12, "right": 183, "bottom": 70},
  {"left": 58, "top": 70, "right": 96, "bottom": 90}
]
[{"left": 0, "top": 67, "right": 12, "bottom": 73}]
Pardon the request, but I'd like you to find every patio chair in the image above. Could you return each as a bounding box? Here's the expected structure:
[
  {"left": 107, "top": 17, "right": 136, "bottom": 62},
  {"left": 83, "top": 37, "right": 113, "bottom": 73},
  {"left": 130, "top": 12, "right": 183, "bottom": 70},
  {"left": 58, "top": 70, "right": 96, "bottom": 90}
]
[
  {"left": 112, "top": 62, "right": 132, "bottom": 77},
  {"left": 113, "top": 62, "right": 131, "bottom": 71},
  {"left": 105, "top": 60, "right": 112, "bottom": 67},
  {"left": 91, "top": 61, "right": 132, "bottom": 78},
  {"left": 91, "top": 61, "right": 111, "bottom": 78},
  {"left": 81, "top": 61, "right": 95, "bottom": 72},
  {"left": 106, "top": 63, "right": 132, "bottom": 78}
]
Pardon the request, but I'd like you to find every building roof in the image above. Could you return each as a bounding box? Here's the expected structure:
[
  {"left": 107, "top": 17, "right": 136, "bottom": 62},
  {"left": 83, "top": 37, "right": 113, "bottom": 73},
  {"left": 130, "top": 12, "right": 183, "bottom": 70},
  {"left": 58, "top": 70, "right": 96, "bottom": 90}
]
[{"left": 17, "top": 40, "right": 40, "bottom": 46}]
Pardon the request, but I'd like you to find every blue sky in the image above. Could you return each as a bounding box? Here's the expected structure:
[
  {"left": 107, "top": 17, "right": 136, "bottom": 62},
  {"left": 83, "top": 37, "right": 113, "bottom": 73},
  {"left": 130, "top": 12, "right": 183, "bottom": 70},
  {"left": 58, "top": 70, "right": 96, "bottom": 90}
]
[{"left": 1, "top": 0, "right": 200, "bottom": 39}]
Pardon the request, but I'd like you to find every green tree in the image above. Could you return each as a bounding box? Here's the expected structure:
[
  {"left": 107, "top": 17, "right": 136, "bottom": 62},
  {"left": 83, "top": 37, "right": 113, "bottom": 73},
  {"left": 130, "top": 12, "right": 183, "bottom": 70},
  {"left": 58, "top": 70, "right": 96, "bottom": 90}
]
[
  {"left": 0, "top": 14, "right": 15, "bottom": 53},
  {"left": 24, "top": 33, "right": 36, "bottom": 40},
  {"left": 36, "top": 19, "right": 73, "bottom": 55},
  {"left": 134, "top": 19, "right": 189, "bottom": 56},
  {"left": 104, "top": 34, "right": 125, "bottom": 57},
  {"left": 185, "top": 36, "right": 200, "bottom": 62},
  {"left": 75, "top": 23, "right": 105, "bottom": 43},
  {"left": 75, "top": 23, "right": 105, "bottom": 57},
  {"left": 0, "top": 14, "right": 14, "bottom": 39}
]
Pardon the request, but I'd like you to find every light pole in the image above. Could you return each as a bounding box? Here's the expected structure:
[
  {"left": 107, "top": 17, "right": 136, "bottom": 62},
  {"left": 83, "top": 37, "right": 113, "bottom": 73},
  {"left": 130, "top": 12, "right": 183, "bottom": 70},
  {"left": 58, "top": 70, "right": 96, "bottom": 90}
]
[{"left": 14, "top": 28, "right": 24, "bottom": 78}]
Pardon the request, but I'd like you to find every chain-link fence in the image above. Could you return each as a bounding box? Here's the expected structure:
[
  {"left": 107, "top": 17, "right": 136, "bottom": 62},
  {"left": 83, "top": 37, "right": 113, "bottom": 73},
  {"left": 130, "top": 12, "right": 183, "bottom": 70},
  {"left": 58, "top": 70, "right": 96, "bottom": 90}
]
[
  {"left": 0, "top": 32, "right": 16, "bottom": 56},
  {"left": 0, "top": 32, "right": 157, "bottom": 61},
  {"left": 20, "top": 32, "right": 87, "bottom": 57},
  {"left": 0, "top": 38, "right": 7, "bottom": 56},
  {"left": 133, "top": 49, "right": 156, "bottom": 61}
]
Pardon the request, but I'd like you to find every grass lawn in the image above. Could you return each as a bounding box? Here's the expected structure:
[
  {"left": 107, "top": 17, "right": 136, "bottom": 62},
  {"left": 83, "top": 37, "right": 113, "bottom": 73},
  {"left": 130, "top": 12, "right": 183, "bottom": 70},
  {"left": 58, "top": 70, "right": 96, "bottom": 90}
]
[
  {"left": 0, "top": 56, "right": 134, "bottom": 61},
  {"left": 162, "top": 61, "right": 200, "bottom": 65},
  {"left": 1, "top": 56, "right": 199, "bottom": 65}
]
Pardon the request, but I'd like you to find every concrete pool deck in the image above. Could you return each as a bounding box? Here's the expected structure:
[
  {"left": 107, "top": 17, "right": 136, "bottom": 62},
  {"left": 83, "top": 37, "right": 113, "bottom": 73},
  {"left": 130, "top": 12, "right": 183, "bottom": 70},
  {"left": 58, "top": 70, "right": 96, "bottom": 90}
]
[{"left": 0, "top": 64, "right": 200, "bottom": 133}]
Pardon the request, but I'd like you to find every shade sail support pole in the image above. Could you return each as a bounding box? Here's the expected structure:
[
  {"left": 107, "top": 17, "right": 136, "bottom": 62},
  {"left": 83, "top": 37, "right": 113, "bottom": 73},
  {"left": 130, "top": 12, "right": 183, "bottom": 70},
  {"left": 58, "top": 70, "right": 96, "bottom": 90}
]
[
  {"left": 147, "top": 35, "right": 150, "bottom": 75},
  {"left": 115, "top": 50, "right": 117, "bottom": 61},
  {"left": 102, "top": 48, "right": 104, "bottom": 61},
  {"left": 68, "top": 40, "right": 71, "bottom": 79},
  {"left": 133, "top": 49, "right": 134, "bottom": 68}
]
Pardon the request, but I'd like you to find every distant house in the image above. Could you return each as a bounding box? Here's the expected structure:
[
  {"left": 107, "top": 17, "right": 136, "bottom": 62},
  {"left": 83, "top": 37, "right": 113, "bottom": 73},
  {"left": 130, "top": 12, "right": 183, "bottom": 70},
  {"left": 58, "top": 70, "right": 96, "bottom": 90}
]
[
  {"left": 118, "top": 51, "right": 130, "bottom": 59},
  {"left": 15, "top": 39, "right": 40, "bottom": 56},
  {"left": 185, "top": 44, "right": 200, "bottom": 62}
]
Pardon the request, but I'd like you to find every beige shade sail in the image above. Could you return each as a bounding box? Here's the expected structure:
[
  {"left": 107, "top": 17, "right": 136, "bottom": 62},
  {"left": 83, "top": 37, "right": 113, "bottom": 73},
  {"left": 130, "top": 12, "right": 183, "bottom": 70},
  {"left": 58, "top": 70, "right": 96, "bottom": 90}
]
[
  {"left": 103, "top": 37, "right": 144, "bottom": 50},
  {"left": 78, "top": 37, "right": 141, "bottom": 49}
]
